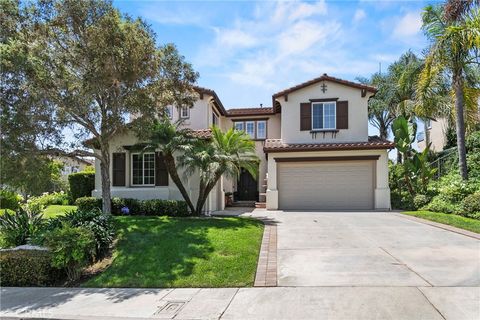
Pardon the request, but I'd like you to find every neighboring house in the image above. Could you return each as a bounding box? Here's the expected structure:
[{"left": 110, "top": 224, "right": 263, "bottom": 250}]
[
  {"left": 52, "top": 156, "right": 94, "bottom": 180},
  {"left": 90, "top": 75, "right": 394, "bottom": 212},
  {"left": 417, "top": 118, "right": 449, "bottom": 152}
]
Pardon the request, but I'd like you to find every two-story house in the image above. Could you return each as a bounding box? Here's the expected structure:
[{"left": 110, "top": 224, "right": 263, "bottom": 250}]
[{"left": 91, "top": 74, "right": 393, "bottom": 212}]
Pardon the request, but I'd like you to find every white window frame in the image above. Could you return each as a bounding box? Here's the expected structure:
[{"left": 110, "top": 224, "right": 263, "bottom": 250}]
[
  {"left": 180, "top": 106, "right": 190, "bottom": 119},
  {"left": 256, "top": 120, "right": 266, "bottom": 139},
  {"left": 311, "top": 101, "right": 336, "bottom": 131},
  {"left": 245, "top": 121, "right": 255, "bottom": 138},
  {"left": 131, "top": 152, "right": 155, "bottom": 186},
  {"left": 234, "top": 121, "right": 244, "bottom": 131}
]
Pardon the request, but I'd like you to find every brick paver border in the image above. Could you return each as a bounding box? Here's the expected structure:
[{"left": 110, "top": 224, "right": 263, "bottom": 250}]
[{"left": 254, "top": 221, "right": 277, "bottom": 287}]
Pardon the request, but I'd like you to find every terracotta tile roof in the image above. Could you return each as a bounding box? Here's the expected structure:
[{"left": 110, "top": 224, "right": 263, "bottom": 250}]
[
  {"left": 193, "top": 86, "right": 227, "bottom": 115},
  {"left": 227, "top": 107, "right": 275, "bottom": 116},
  {"left": 263, "top": 136, "right": 394, "bottom": 153},
  {"left": 272, "top": 74, "right": 377, "bottom": 98},
  {"left": 188, "top": 128, "right": 212, "bottom": 139}
]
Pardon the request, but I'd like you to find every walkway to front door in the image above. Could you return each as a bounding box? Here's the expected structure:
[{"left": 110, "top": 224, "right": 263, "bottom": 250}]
[{"left": 236, "top": 169, "right": 258, "bottom": 201}]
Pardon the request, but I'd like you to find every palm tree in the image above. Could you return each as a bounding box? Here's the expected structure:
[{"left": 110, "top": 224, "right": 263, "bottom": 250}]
[
  {"left": 419, "top": 4, "right": 480, "bottom": 179},
  {"left": 142, "top": 119, "right": 197, "bottom": 214},
  {"left": 179, "top": 126, "right": 259, "bottom": 216}
]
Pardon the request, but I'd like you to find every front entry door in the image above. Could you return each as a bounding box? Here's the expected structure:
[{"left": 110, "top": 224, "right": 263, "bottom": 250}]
[{"left": 237, "top": 169, "right": 258, "bottom": 201}]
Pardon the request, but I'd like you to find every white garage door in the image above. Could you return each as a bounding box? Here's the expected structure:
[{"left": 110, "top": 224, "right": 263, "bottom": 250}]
[{"left": 278, "top": 161, "right": 375, "bottom": 210}]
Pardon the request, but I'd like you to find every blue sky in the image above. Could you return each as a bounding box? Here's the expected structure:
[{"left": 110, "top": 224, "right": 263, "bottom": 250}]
[{"left": 114, "top": 0, "right": 437, "bottom": 110}]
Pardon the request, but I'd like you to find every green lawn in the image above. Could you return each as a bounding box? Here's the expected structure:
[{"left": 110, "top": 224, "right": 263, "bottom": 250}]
[
  {"left": 83, "top": 216, "right": 264, "bottom": 288},
  {"left": 402, "top": 211, "right": 480, "bottom": 234},
  {"left": 42, "top": 205, "right": 77, "bottom": 218}
]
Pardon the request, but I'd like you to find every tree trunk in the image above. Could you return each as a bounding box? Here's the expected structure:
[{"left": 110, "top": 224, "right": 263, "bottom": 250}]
[
  {"left": 379, "top": 121, "right": 388, "bottom": 141},
  {"left": 99, "top": 147, "right": 112, "bottom": 214},
  {"left": 195, "top": 174, "right": 222, "bottom": 216},
  {"left": 453, "top": 74, "right": 468, "bottom": 180},
  {"left": 164, "top": 153, "right": 195, "bottom": 214},
  {"left": 424, "top": 121, "right": 431, "bottom": 148}
]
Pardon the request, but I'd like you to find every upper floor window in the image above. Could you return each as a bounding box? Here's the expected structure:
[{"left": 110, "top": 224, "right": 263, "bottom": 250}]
[
  {"left": 245, "top": 121, "right": 255, "bottom": 138},
  {"left": 257, "top": 121, "right": 266, "bottom": 139},
  {"left": 212, "top": 111, "right": 219, "bottom": 126},
  {"left": 132, "top": 153, "right": 155, "bottom": 186},
  {"left": 234, "top": 122, "right": 244, "bottom": 131},
  {"left": 180, "top": 106, "right": 190, "bottom": 119},
  {"left": 312, "top": 102, "right": 336, "bottom": 130},
  {"left": 233, "top": 120, "right": 267, "bottom": 140}
]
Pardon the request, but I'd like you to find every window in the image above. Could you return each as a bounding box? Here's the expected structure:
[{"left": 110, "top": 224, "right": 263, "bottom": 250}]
[
  {"left": 164, "top": 106, "right": 173, "bottom": 119},
  {"left": 234, "top": 122, "right": 244, "bottom": 131},
  {"left": 212, "top": 112, "right": 219, "bottom": 126},
  {"left": 245, "top": 121, "right": 255, "bottom": 138},
  {"left": 234, "top": 120, "right": 268, "bottom": 140},
  {"left": 312, "top": 102, "right": 336, "bottom": 130},
  {"left": 180, "top": 106, "right": 189, "bottom": 118},
  {"left": 257, "top": 121, "right": 266, "bottom": 139},
  {"left": 425, "top": 119, "right": 432, "bottom": 129},
  {"left": 132, "top": 153, "right": 155, "bottom": 186}
]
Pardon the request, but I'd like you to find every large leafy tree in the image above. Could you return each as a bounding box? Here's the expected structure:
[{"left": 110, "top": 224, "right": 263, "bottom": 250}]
[
  {"left": 419, "top": 3, "right": 480, "bottom": 180},
  {"left": 3, "top": 0, "right": 198, "bottom": 212},
  {"left": 179, "top": 127, "right": 259, "bottom": 216},
  {"left": 1, "top": 0, "right": 63, "bottom": 195}
]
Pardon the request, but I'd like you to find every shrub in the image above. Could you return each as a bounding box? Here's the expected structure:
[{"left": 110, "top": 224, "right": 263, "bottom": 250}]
[
  {"left": 68, "top": 171, "right": 95, "bottom": 202},
  {"left": 0, "top": 207, "right": 44, "bottom": 247},
  {"left": 424, "top": 196, "right": 461, "bottom": 214},
  {"left": 75, "top": 197, "right": 102, "bottom": 211},
  {"left": 413, "top": 194, "right": 430, "bottom": 210},
  {"left": 0, "top": 249, "right": 64, "bottom": 286},
  {"left": 461, "top": 193, "right": 480, "bottom": 219},
  {"left": 111, "top": 198, "right": 188, "bottom": 216},
  {"left": 391, "top": 190, "right": 415, "bottom": 210},
  {"left": 27, "top": 191, "right": 70, "bottom": 208},
  {"left": 44, "top": 224, "right": 96, "bottom": 281},
  {"left": 0, "top": 189, "right": 23, "bottom": 210},
  {"left": 62, "top": 209, "right": 115, "bottom": 256}
]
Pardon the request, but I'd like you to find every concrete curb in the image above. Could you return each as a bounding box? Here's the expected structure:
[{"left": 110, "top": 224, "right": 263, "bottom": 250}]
[{"left": 393, "top": 212, "right": 480, "bottom": 240}]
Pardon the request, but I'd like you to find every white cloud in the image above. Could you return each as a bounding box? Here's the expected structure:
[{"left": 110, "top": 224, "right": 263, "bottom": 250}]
[
  {"left": 393, "top": 12, "right": 422, "bottom": 38},
  {"left": 353, "top": 9, "right": 366, "bottom": 23},
  {"left": 215, "top": 28, "right": 258, "bottom": 48}
]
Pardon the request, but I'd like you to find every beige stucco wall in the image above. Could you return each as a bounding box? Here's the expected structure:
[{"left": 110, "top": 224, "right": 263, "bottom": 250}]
[
  {"left": 276, "top": 80, "right": 373, "bottom": 144},
  {"left": 266, "top": 149, "right": 390, "bottom": 210},
  {"left": 418, "top": 118, "right": 448, "bottom": 152}
]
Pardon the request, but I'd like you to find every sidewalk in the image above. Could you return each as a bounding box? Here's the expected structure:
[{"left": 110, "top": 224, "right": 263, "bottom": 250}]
[{"left": 2, "top": 286, "right": 478, "bottom": 319}]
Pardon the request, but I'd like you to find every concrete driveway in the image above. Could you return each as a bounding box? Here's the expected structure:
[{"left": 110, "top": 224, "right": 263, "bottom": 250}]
[{"left": 262, "top": 211, "right": 480, "bottom": 287}]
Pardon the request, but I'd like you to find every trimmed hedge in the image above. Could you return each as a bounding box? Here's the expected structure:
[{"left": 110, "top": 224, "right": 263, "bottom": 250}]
[
  {"left": 75, "top": 196, "right": 189, "bottom": 216},
  {"left": 68, "top": 172, "right": 95, "bottom": 202},
  {"left": 0, "top": 249, "right": 64, "bottom": 286}
]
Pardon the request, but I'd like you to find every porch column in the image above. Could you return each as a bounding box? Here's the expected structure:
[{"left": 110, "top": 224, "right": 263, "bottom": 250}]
[
  {"left": 375, "top": 150, "right": 391, "bottom": 210},
  {"left": 266, "top": 155, "right": 278, "bottom": 210}
]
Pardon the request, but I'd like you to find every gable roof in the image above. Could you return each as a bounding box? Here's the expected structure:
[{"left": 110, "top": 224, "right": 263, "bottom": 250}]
[
  {"left": 272, "top": 74, "right": 377, "bottom": 99},
  {"left": 227, "top": 107, "right": 275, "bottom": 117},
  {"left": 193, "top": 86, "right": 227, "bottom": 116}
]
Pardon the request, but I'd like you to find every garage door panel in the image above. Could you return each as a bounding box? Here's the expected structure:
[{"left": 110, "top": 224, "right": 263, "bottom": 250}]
[{"left": 278, "top": 161, "right": 374, "bottom": 210}]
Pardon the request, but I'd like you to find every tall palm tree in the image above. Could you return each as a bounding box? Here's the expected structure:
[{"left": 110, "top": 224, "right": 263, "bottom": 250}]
[
  {"left": 419, "top": 4, "right": 480, "bottom": 179},
  {"left": 179, "top": 126, "right": 259, "bottom": 216},
  {"left": 142, "top": 119, "right": 197, "bottom": 214}
]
